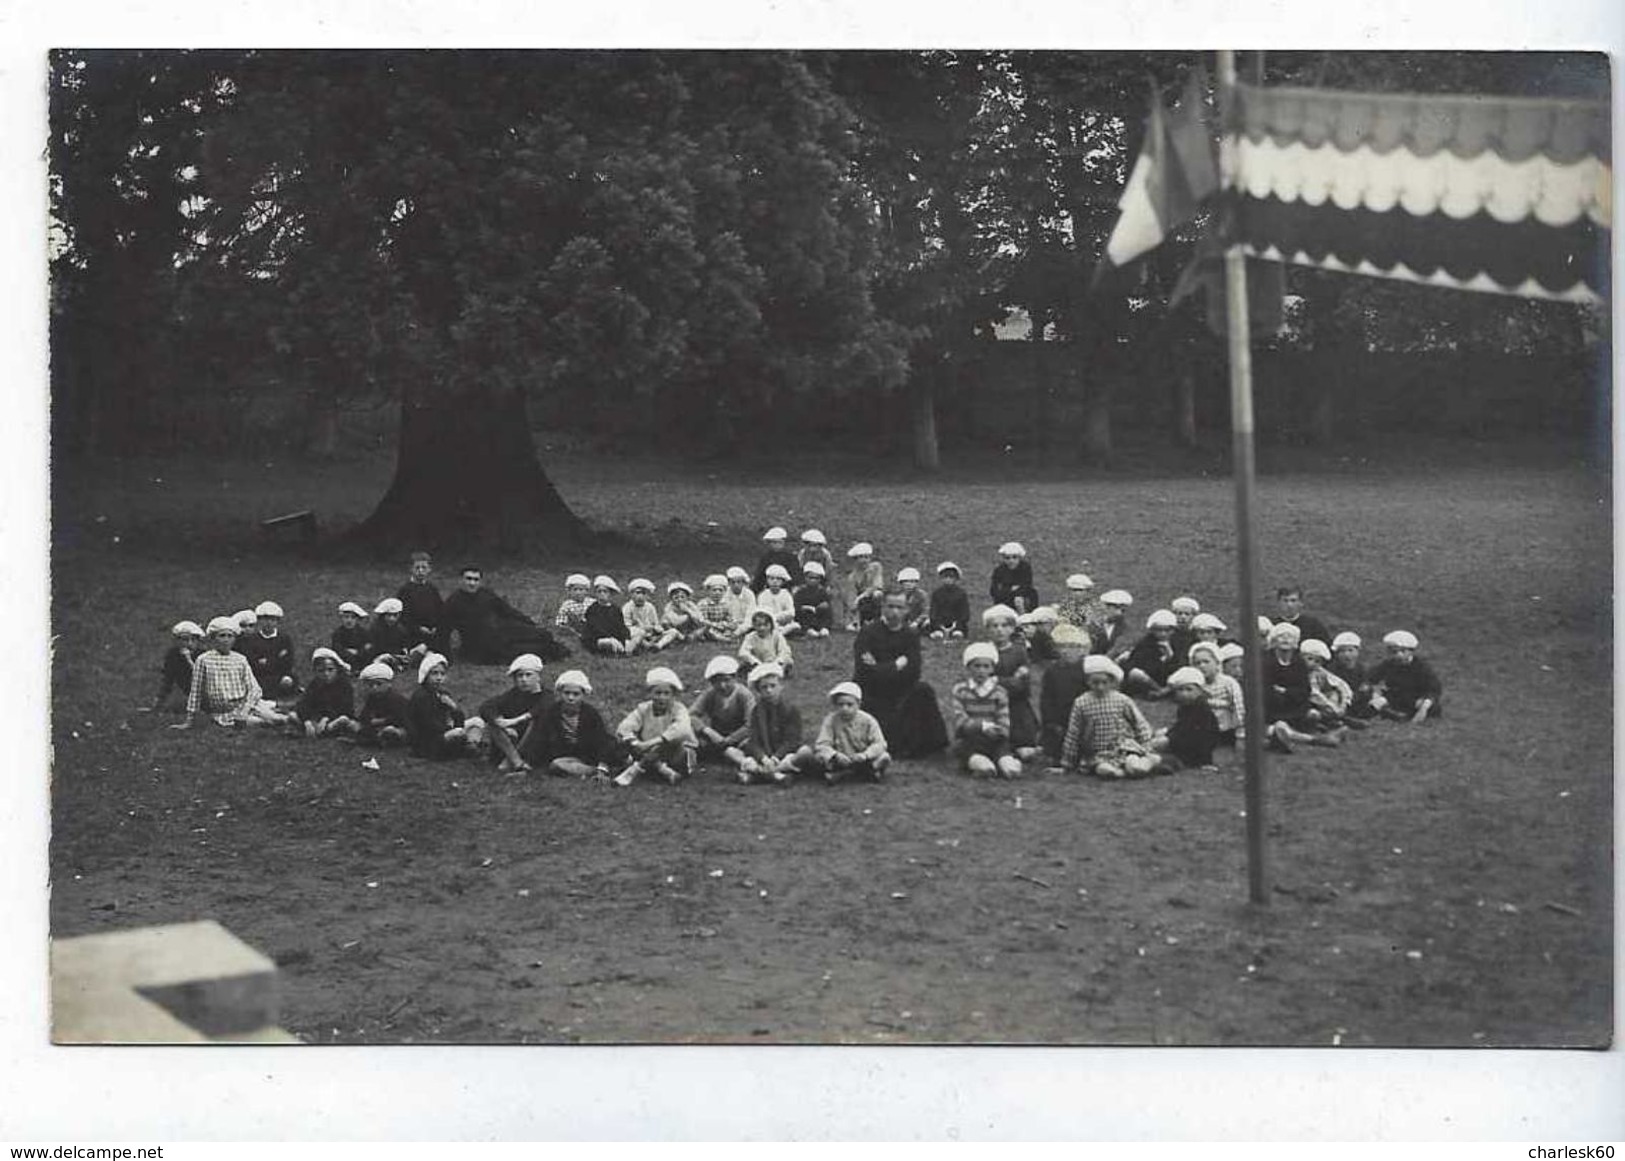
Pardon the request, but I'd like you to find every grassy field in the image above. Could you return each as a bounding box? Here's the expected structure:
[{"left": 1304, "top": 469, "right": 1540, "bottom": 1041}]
[{"left": 48, "top": 440, "right": 1613, "bottom": 1045}]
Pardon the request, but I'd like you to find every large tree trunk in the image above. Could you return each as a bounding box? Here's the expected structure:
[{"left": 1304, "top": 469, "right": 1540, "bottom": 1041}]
[
  {"left": 351, "top": 383, "right": 589, "bottom": 553},
  {"left": 911, "top": 371, "right": 940, "bottom": 472}
]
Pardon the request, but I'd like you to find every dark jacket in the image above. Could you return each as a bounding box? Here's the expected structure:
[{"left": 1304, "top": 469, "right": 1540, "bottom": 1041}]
[
  {"left": 990, "top": 560, "right": 1039, "bottom": 611},
  {"left": 928, "top": 583, "right": 970, "bottom": 634},
  {"left": 1166, "top": 701, "right": 1221, "bottom": 766},
  {"left": 407, "top": 685, "right": 468, "bottom": 759},
  {"left": 519, "top": 701, "right": 617, "bottom": 766},
  {"left": 294, "top": 676, "right": 355, "bottom": 722}
]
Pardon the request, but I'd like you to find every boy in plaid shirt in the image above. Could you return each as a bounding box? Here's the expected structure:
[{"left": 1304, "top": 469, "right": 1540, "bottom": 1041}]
[
  {"left": 554, "top": 574, "right": 594, "bottom": 639},
  {"left": 1055, "top": 655, "right": 1156, "bottom": 779},
  {"left": 696, "top": 575, "right": 739, "bottom": 641},
  {"left": 174, "top": 617, "right": 290, "bottom": 729}
]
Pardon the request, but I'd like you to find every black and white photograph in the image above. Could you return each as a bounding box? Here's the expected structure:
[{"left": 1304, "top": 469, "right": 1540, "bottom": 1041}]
[{"left": 10, "top": 0, "right": 1623, "bottom": 1139}]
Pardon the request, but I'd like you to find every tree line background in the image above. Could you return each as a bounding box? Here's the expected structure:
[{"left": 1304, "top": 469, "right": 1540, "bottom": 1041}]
[{"left": 49, "top": 49, "right": 1609, "bottom": 546}]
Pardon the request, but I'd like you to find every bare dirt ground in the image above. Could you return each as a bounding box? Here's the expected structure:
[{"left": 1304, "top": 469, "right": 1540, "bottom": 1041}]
[{"left": 48, "top": 440, "right": 1612, "bottom": 1044}]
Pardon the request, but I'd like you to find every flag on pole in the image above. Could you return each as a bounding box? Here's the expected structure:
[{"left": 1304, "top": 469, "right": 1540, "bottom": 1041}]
[
  {"left": 1226, "top": 84, "right": 1610, "bottom": 302},
  {"left": 1099, "top": 71, "right": 1220, "bottom": 271}
]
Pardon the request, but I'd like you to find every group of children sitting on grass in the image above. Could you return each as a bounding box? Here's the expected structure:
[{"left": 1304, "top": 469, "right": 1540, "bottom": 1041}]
[{"left": 150, "top": 531, "right": 1443, "bottom": 786}]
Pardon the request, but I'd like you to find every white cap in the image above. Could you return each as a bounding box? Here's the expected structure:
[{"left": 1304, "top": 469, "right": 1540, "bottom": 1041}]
[
  {"left": 704, "top": 655, "right": 740, "bottom": 680},
  {"left": 592, "top": 575, "right": 621, "bottom": 592},
  {"left": 896, "top": 566, "right": 921, "bottom": 582},
  {"left": 1257, "top": 615, "right": 1274, "bottom": 633},
  {"left": 747, "top": 662, "right": 784, "bottom": 684},
  {"left": 359, "top": 661, "right": 395, "bottom": 682},
  {"left": 1166, "top": 666, "right": 1205, "bottom": 688},
  {"left": 1171, "top": 596, "right": 1201, "bottom": 614},
  {"left": 1191, "top": 612, "right": 1226, "bottom": 632},
  {"left": 311, "top": 646, "right": 349, "bottom": 671},
  {"left": 338, "top": 601, "right": 368, "bottom": 618},
  {"left": 702, "top": 574, "right": 728, "bottom": 589},
  {"left": 1332, "top": 631, "right": 1363, "bottom": 650},
  {"left": 554, "top": 669, "right": 592, "bottom": 693},
  {"left": 847, "top": 542, "right": 874, "bottom": 558},
  {"left": 171, "top": 620, "right": 204, "bottom": 638},
  {"left": 800, "top": 529, "right": 826, "bottom": 545},
  {"left": 763, "top": 527, "right": 788, "bottom": 541},
  {"left": 254, "top": 600, "right": 284, "bottom": 618},
  {"left": 936, "top": 561, "right": 961, "bottom": 576},
  {"left": 417, "top": 652, "right": 449, "bottom": 684},
  {"left": 1188, "top": 642, "right": 1222, "bottom": 662},
  {"left": 750, "top": 607, "right": 775, "bottom": 624},
  {"left": 667, "top": 581, "right": 693, "bottom": 595},
  {"left": 234, "top": 609, "right": 257, "bottom": 626},
  {"left": 1052, "top": 623, "right": 1090, "bottom": 647},
  {"left": 982, "top": 603, "right": 1018, "bottom": 624},
  {"left": 374, "top": 597, "right": 404, "bottom": 616},
  {"left": 765, "top": 564, "right": 791, "bottom": 581},
  {"left": 1383, "top": 630, "right": 1419, "bottom": 649},
  {"left": 1146, "top": 609, "right": 1178, "bottom": 629},
  {"left": 206, "top": 616, "right": 240, "bottom": 636},
  {"left": 998, "top": 541, "right": 1026, "bottom": 557},
  {"left": 507, "top": 653, "right": 546, "bottom": 674},
  {"left": 566, "top": 573, "right": 591, "bottom": 588},
  {"left": 1083, "top": 655, "right": 1123, "bottom": 679},
  {"left": 1218, "top": 643, "right": 1245, "bottom": 662},
  {"left": 725, "top": 566, "right": 750, "bottom": 581},
  {"left": 803, "top": 561, "right": 826, "bottom": 578},
  {"left": 828, "top": 681, "right": 864, "bottom": 703},
  {"left": 645, "top": 666, "right": 684, "bottom": 692},
  {"left": 628, "top": 578, "right": 655, "bottom": 594},
  {"left": 1100, "top": 590, "right": 1133, "bottom": 607},
  {"left": 1299, "top": 639, "right": 1331, "bottom": 660},
  {"left": 1019, "top": 606, "right": 1059, "bottom": 625},
  {"left": 962, "top": 642, "right": 999, "bottom": 666},
  {"left": 1268, "top": 622, "right": 1302, "bottom": 647},
  {"left": 1065, "top": 573, "right": 1094, "bottom": 591}
]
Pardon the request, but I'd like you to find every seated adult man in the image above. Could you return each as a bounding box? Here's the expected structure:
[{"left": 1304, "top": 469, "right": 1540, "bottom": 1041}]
[
  {"left": 852, "top": 588, "right": 949, "bottom": 760},
  {"left": 441, "top": 565, "right": 570, "bottom": 665}
]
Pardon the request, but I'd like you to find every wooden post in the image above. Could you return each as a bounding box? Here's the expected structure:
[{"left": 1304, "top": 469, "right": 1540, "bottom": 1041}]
[{"left": 1219, "top": 49, "right": 1270, "bottom": 906}]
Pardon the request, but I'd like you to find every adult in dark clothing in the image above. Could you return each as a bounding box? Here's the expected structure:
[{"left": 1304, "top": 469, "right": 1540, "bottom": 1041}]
[
  {"left": 853, "top": 589, "right": 949, "bottom": 759},
  {"left": 441, "top": 566, "right": 570, "bottom": 665},
  {"left": 1273, "top": 587, "right": 1332, "bottom": 648},
  {"left": 398, "top": 551, "right": 448, "bottom": 654}
]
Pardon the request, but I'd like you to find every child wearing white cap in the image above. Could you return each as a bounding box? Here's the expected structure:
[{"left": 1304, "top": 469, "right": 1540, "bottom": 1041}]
[
  {"left": 842, "top": 542, "right": 885, "bottom": 630},
  {"left": 723, "top": 567, "right": 759, "bottom": 636},
  {"left": 290, "top": 648, "right": 357, "bottom": 739},
  {"left": 951, "top": 643, "right": 1023, "bottom": 779},
  {"left": 1301, "top": 639, "right": 1357, "bottom": 734},
  {"left": 520, "top": 670, "right": 617, "bottom": 778},
  {"left": 582, "top": 576, "right": 632, "bottom": 655},
  {"left": 330, "top": 602, "right": 373, "bottom": 673},
  {"left": 1261, "top": 625, "right": 1344, "bottom": 752},
  {"left": 695, "top": 575, "right": 740, "bottom": 641},
  {"left": 753, "top": 528, "right": 802, "bottom": 593},
  {"left": 690, "top": 656, "right": 756, "bottom": 771},
  {"left": 738, "top": 663, "right": 806, "bottom": 784},
  {"left": 757, "top": 564, "right": 798, "bottom": 629},
  {"left": 1017, "top": 605, "right": 1060, "bottom": 662},
  {"left": 1058, "top": 573, "right": 1100, "bottom": 635},
  {"left": 368, "top": 598, "right": 414, "bottom": 671},
  {"left": 1328, "top": 632, "right": 1377, "bottom": 722},
  {"left": 1039, "top": 623, "right": 1092, "bottom": 759},
  {"left": 739, "top": 609, "right": 795, "bottom": 674},
  {"left": 476, "top": 654, "right": 552, "bottom": 773},
  {"left": 989, "top": 542, "right": 1039, "bottom": 614},
  {"left": 1149, "top": 667, "right": 1221, "bottom": 773},
  {"left": 790, "top": 561, "right": 833, "bottom": 638},
  {"left": 554, "top": 574, "right": 594, "bottom": 638},
  {"left": 1168, "top": 596, "right": 1201, "bottom": 660},
  {"left": 1190, "top": 642, "right": 1244, "bottom": 747},
  {"left": 1093, "top": 590, "right": 1135, "bottom": 659},
  {"left": 1122, "top": 609, "right": 1181, "bottom": 699},
  {"left": 1055, "top": 655, "right": 1157, "bottom": 779},
  {"left": 622, "top": 579, "right": 678, "bottom": 652},
  {"left": 661, "top": 582, "right": 706, "bottom": 643},
  {"left": 983, "top": 604, "right": 1040, "bottom": 759},
  {"left": 1368, "top": 631, "right": 1442, "bottom": 722},
  {"left": 808, "top": 682, "right": 890, "bottom": 784},
  {"left": 239, "top": 600, "right": 300, "bottom": 697},
  {"left": 149, "top": 621, "right": 204, "bottom": 712},
  {"left": 797, "top": 530, "right": 835, "bottom": 583},
  {"left": 173, "top": 617, "right": 290, "bottom": 730},
  {"left": 355, "top": 662, "right": 410, "bottom": 748},
  {"left": 406, "top": 653, "right": 481, "bottom": 760},
  {"left": 614, "top": 668, "right": 698, "bottom": 785},
  {"left": 927, "top": 562, "right": 970, "bottom": 641},
  {"left": 895, "top": 567, "right": 929, "bottom": 632}
]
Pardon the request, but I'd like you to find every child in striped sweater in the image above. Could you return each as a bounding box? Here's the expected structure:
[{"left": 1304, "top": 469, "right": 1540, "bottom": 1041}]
[{"left": 951, "top": 642, "right": 1022, "bottom": 779}]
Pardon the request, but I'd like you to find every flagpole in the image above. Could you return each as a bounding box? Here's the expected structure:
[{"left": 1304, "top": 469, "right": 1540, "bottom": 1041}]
[{"left": 1218, "top": 48, "right": 1270, "bottom": 906}]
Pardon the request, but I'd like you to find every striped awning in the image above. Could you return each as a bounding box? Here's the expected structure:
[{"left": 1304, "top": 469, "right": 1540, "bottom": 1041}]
[{"left": 1227, "top": 83, "right": 1611, "bottom": 302}]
